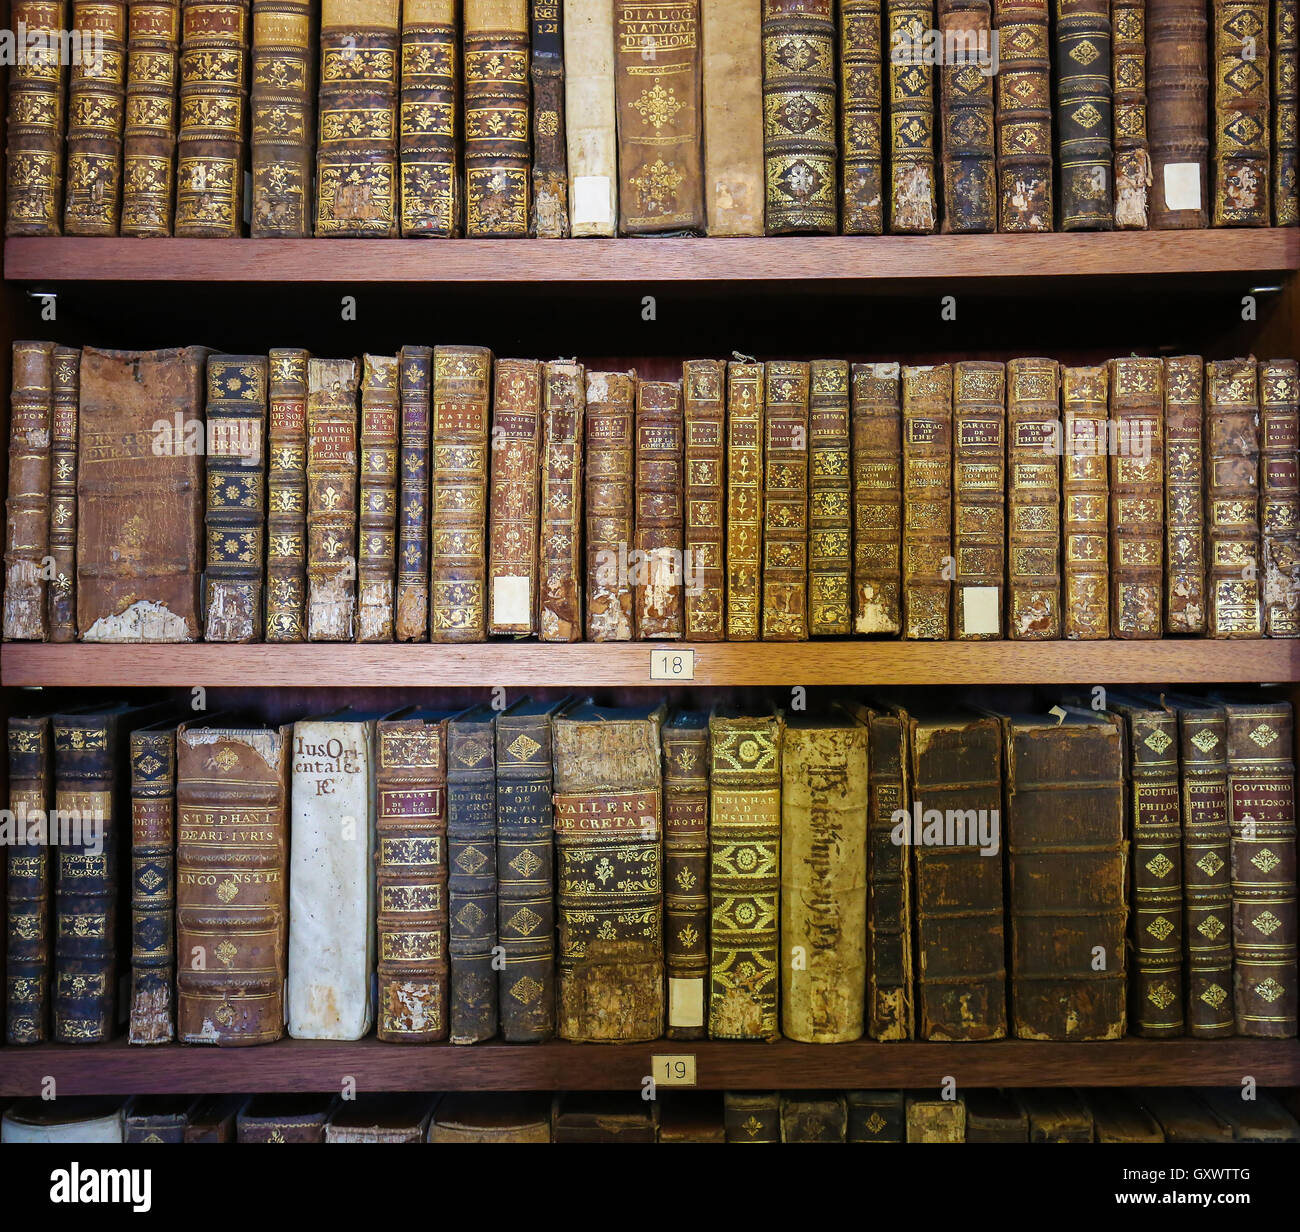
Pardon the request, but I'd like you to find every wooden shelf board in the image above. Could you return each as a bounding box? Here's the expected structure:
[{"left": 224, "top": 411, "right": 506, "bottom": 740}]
[
  {"left": 6, "top": 231, "right": 1297, "bottom": 284},
  {"left": 2, "top": 1037, "right": 1296, "bottom": 1095}
]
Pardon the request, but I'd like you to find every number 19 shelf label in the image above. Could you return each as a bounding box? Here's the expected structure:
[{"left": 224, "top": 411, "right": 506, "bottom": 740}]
[
  {"left": 649, "top": 649, "right": 695, "bottom": 681},
  {"left": 651, "top": 1054, "right": 697, "bottom": 1086}
]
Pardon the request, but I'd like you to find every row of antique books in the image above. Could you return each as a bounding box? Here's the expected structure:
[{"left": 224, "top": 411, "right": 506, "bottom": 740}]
[
  {"left": 5, "top": 344, "right": 1298, "bottom": 644},
  {"left": 5, "top": 689, "right": 1297, "bottom": 1049},
  {"left": 3, "top": 1087, "right": 1298, "bottom": 1142},
  {"left": 6, "top": 0, "right": 1297, "bottom": 240}
]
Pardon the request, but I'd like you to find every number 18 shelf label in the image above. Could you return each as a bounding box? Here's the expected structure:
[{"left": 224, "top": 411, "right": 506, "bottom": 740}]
[{"left": 649, "top": 649, "right": 695, "bottom": 681}]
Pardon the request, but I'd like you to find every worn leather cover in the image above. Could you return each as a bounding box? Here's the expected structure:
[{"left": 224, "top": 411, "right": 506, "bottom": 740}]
[
  {"left": 663, "top": 710, "right": 709, "bottom": 1039},
  {"left": 6, "top": 715, "right": 52, "bottom": 1044},
  {"left": 530, "top": 0, "right": 568, "bottom": 235},
  {"left": 306, "top": 357, "right": 359, "bottom": 641},
  {"left": 1276, "top": 0, "right": 1299, "bottom": 225},
  {"left": 553, "top": 1093, "right": 656, "bottom": 1141},
  {"left": 265, "top": 348, "right": 309, "bottom": 641},
  {"left": 723, "top": 1091, "right": 780, "bottom": 1141},
  {"left": 1260, "top": 360, "right": 1300, "bottom": 636},
  {"left": 840, "top": 0, "right": 883, "bottom": 234},
  {"left": 237, "top": 1095, "right": 335, "bottom": 1142},
  {"left": 1006, "top": 357, "right": 1060, "bottom": 639},
  {"left": 702, "top": 0, "right": 763, "bottom": 234},
  {"left": 1147, "top": 0, "right": 1208, "bottom": 227},
  {"left": 1212, "top": 0, "right": 1270, "bottom": 224},
  {"left": 683, "top": 359, "right": 725, "bottom": 640},
  {"left": 203, "top": 354, "right": 269, "bottom": 643},
  {"left": 1109, "top": 356, "right": 1164, "bottom": 638},
  {"left": 539, "top": 360, "right": 585, "bottom": 641},
  {"left": 952, "top": 360, "right": 1004, "bottom": 639},
  {"left": 905, "top": 1096, "right": 965, "bottom": 1141},
  {"left": 250, "top": 0, "right": 314, "bottom": 236},
  {"left": 400, "top": 0, "right": 459, "bottom": 236},
  {"left": 658, "top": 1091, "right": 725, "bottom": 1142},
  {"left": 430, "top": 1092, "right": 550, "bottom": 1141},
  {"left": 125, "top": 1096, "right": 197, "bottom": 1142},
  {"left": 762, "top": 360, "right": 810, "bottom": 640},
  {"left": 564, "top": 0, "right": 618, "bottom": 235},
  {"left": 846, "top": 1090, "right": 905, "bottom": 1141},
  {"left": 887, "top": 0, "right": 936, "bottom": 231},
  {"left": 1061, "top": 364, "right": 1109, "bottom": 638},
  {"left": 1139, "top": 1090, "right": 1232, "bottom": 1142},
  {"left": 964, "top": 1090, "right": 1029, "bottom": 1141},
  {"left": 77, "top": 345, "right": 207, "bottom": 642},
  {"left": 1016, "top": 1088, "right": 1094, "bottom": 1141},
  {"left": 585, "top": 369, "right": 636, "bottom": 641},
  {"left": 851, "top": 363, "right": 901, "bottom": 634},
  {"left": 464, "top": 0, "right": 530, "bottom": 235},
  {"left": 487, "top": 358, "right": 542, "bottom": 636},
  {"left": 1088, "top": 1090, "right": 1165, "bottom": 1142},
  {"left": 808, "top": 360, "right": 852, "bottom": 635},
  {"left": 708, "top": 706, "right": 782, "bottom": 1039},
  {"left": 725, "top": 360, "right": 764, "bottom": 639},
  {"left": 1055, "top": 0, "right": 1113, "bottom": 229},
  {"left": 121, "top": 0, "right": 180, "bottom": 236},
  {"left": 554, "top": 701, "right": 666, "bottom": 1042},
  {"left": 375, "top": 709, "right": 452, "bottom": 1041},
  {"left": 901, "top": 364, "right": 952, "bottom": 640},
  {"left": 4, "top": 341, "right": 54, "bottom": 640},
  {"left": 395, "top": 346, "right": 432, "bottom": 641},
  {"left": 184, "top": 1094, "right": 244, "bottom": 1140},
  {"left": 5, "top": 0, "right": 68, "bottom": 236},
  {"left": 325, "top": 1094, "right": 439, "bottom": 1142},
  {"left": 48, "top": 347, "right": 80, "bottom": 642},
  {"left": 357, "top": 355, "right": 399, "bottom": 642},
  {"left": 938, "top": 0, "right": 995, "bottom": 231},
  {"left": 1199, "top": 1089, "right": 1300, "bottom": 1141},
  {"left": 635, "top": 379, "right": 685, "bottom": 638},
  {"left": 780, "top": 1092, "right": 847, "bottom": 1142},
  {"left": 614, "top": 0, "right": 704, "bottom": 234},
  {"left": 1164, "top": 355, "right": 1206, "bottom": 633},
  {"left": 2, "top": 1098, "right": 125, "bottom": 1142},
  {"left": 1111, "top": 0, "right": 1149, "bottom": 226},
  {"left": 63, "top": 1, "right": 127, "bottom": 235},
  {"left": 176, "top": 721, "right": 290, "bottom": 1045},
  {"left": 993, "top": 0, "right": 1052, "bottom": 230}
]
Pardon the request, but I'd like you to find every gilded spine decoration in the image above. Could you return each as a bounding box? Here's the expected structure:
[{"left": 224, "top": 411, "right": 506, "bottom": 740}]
[
  {"left": 808, "top": 359, "right": 852, "bottom": 636},
  {"left": 395, "top": 345, "right": 432, "bottom": 641},
  {"left": 1260, "top": 360, "right": 1300, "bottom": 636},
  {"left": 47, "top": 348, "right": 80, "bottom": 643},
  {"left": 937, "top": 0, "right": 996, "bottom": 232},
  {"left": 901, "top": 364, "right": 953, "bottom": 640},
  {"left": 952, "top": 360, "right": 1005, "bottom": 639},
  {"left": 121, "top": 0, "right": 180, "bottom": 237},
  {"left": 761, "top": 360, "right": 810, "bottom": 640},
  {"left": 400, "top": 0, "right": 459, "bottom": 237},
  {"left": 683, "top": 359, "right": 726, "bottom": 640},
  {"left": 250, "top": 0, "right": 315, "bottom": 237},
  {"left": 1061, "top": 364, "right": 1110, "bottom": 639},
  {"left": 64, "top": 1, "right": 128, "bottom": 235},
  {"left": 584, "top": 370, "right": 636, "bottom": 641},
  {"left": 5, "top": 0, "right": 69, "bottom": 236},
  {"left": 265, "top": 348, "right": 309, "bottom": 642}
]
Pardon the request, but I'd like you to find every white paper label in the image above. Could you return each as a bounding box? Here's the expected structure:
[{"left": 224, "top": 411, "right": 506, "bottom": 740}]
[
  {"left": 668, "top": 977, "right": 705, "bottom": 1028},
  {"left": 493, "top": 575, "right": 531, "bottom": 628},
  {"left": 961, "top": 586, "right": 1001, "bottom": 636},
  {"left": 572, "top": 175, "right": 612, "bottom": 227},
  {"left": 1164, "top": 163, "right": 1201, "bottom": 212}
]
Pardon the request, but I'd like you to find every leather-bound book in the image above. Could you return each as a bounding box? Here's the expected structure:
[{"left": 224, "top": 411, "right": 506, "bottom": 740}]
[
  {"left": 635, "top": 378, "right": 685, "bottom": 639},
  {"left": 965, "top": 1091, "right": 1029, "bottom": 1141},
  {"left": 887, "top": 0, "right": 937, "bottom": 231},
  {"left": 725, "top": 360, "right": 764, "bottom": 640},
  {"left": 1015, "top": 1089, "right": 1094, "bottom": 1141},
  {"left": 4, "top": 341, "right": 54, "bottom": 641},
  {"left": 702, "top": 0, "right": 763, "bottom": 235},
  {"left": 447, "top": 702, "right": 498, "bottom": 1043},
  {"left": 554, "top": 701, "right": 667, "bottom": 1042},
  {"left": 938, "top": 0, "right": 996, "bottom": 232},
  {"left": 1055, "top": 0, "right": 1113, "bottom": 229},
  {"left": 1164, "top": 355, "right": 1206, "bottom": 633},
  {"left": 77, "top": 345, "right": 208, "bottom": 642},
  {"left": 762, "top": 360, "right": 810, "bottom": 641},
  {"left": 400, "top": 0, "right": 459, "bottom": 237},
  {"left": 127, "top": 717, "right": 178, "bottom": 1045},
  {"left": 184, "top": 1094, "right": 244, "bottom": 1141},
  {"left": 5, "top": 0, "right": 69, "bottom": 236},
  {"left": 723, "top": 1091, "right": 780, "bottom": 1142},
  {"left": 1061, "top": 364, "right": 1110, "bottom": 638},
  {"left": 658, "top": 1092, "right": 726, "bottom": 1142},
  {"left": 265, "top": 347, "right": 309, "bottom": 642},
  {"left": 289, "top": 709, "right": 381, "bottom": 1040},
  {"left": 846, "top": 1090, "right": 905, "bottom": 1142},
  {"left": 683, "top": 359, "right": 726, "bottom": 640},
  {"left": 780, "top": 1093, "right": 848, "bottom": 1142},
  {"left": 487, "top": 357, "right": 543, "bottom": 637},
  {"left": 463, "top": 0, "right": 530, "bottom": 236},
  {"left": 1260, "top": 360, "right": 1300, "bottom": 636},
  {"left": 2, "top": 1099, "right": 125, "bottom": 1143},
  {"left": 762, "top": 0, "right": 837, "bottom": 234},
  {"left": 901, "top": 363, "right": 952, "bottom": 640},
  {"left": 993, "top": 0, "right": 1052, "bottom": 230},
  {"left": 1211, "top": 0, "right": 1270, "bottom": 225},
  {"left": 6, "top": 715, "right": 52, "bottom": 1044},
  {"left": 48, "top": 347, "right": 80, "bottom": 643},
  {"left": 120, "top": 0, "right": 180, "bottom": 237},
  {"left": 174, "top": 0, "right": 248, "bottom": 236},
  {"left": 564, "top": 0, "right": 618, "bottom": 236},
  {"left": 250, "top": 0, "right": 314, "bottom": 237},
  {"left": 497, "top": 697, "right": 565, "bottom": 1042},
  {"left": 1087, "top": 1090, "right": 1165, "bottom": 1142},
  {"left": 586, "top": 369, "right": 637, "bottom": 641},
  {"left": 781, "top": 710, "right": 869, "bottom": 1042},
  {"left": 306, "top": 357, "right": 359, "bottom": 641},
  {"left": 315, "top": 0, "right": 400, "bottom": 236},
  {"left": 203, "top": 354, "right": 269, "bottom": 643},
  {"left": 997, "top": 705, "right": 1127, "bottom": 1039},
  {"left": 325, "top": 1094, "right": 439, "bottom": 1142},
  {"left": 538, "top": 360, "right": 586, "bottom": 641},
  {"left": 431, "top": 345, "right": 491, "bottom": 643},
  {"left": 237, "top": 1096, "right": 336, "bottom": 1143},
  {"left": 907, "top": 710, "right": 1007, "bottom": 1040},
  {"left": 708, "top": 706, "right": 783, "bottom": 1039},
  {"left": 553, "top": 1094, "right": 657, "bottom": 1142},
  {"left": 1276, "top": 0, "right": 1299, "bottom": 225},
  {"left": 1205, "top": 358, "right": 1262, "bottom": 638},
  {"left": 395, "top": 345, "right": 432, "bottom": 642},
  {"left": 1146, "top": 0, "right": 1208, "bottom": 227},
  {"left": 1109, "top": 356, "right": 1164, "bottom": 638},
  {"left": 808, "top": 359, "right": 852, "bottom": 636},
  {"left": 1140, "top": 1090, "right": 1232, "bottom": 1143},
  {"left": 125, "top": 1096, "right": 196, "bottom": 1142},
  {"left": 1222, "top": 699, "right": 1297, "bottom": 1037},
  {"left": 530, "top": 0, "right": 568, "bottom": 235},
  {"left": 1199, "top": 1089, "right": 1300, "bottom": 1141},
  {"left": 952, "top": 360, "right": 1005, "bottom": 639},
  {"left": 429, "top": 1093, "right": 550, "bottom": 1141},
  {"left": 176, "top": 720, "right": 290, "bottom": 1045},
  {"left": 1006, "top": 356, "right": 1060, "bottom": 639},
  {"left": 851, "top": 362, "right": 902, "bottom": 635},
  {"left": 663, "top": 709, "right": 710, "bottom": 1040},
  {"left": 840, "top": 0, "right": 884, "bottom": 234},
  {"left": 63, "top": 1, "right": 127, "bottom": 235},
  {"left": 375, "top": 708, "right": 453, "bottom": 1041},
  {"left": 905, "top": 1096, "right": 966, "bottom": 1142},
  {"left": 1111, "top": 0, "right": 1149, "bottom": 227},
  {"left": 357, "top": 354, "right": 399, "bottom": 642}
]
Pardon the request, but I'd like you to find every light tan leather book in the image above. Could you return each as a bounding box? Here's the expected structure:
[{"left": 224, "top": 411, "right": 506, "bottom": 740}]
[
  {"left": 1061, "top": 363, "right": 1109, "bottom": 639},
  {"left": 1211, "top": 0, "right": 1270, "bottom": 225},
  {"left": 529, "top": 0, "right": 568, "bottom": 235},
  {"left": 395, "top": 346, "right": 432, "bottom": 642},
  {"left": 1163, "top": 355, "right": 1206, "bottom": 633},
  {"left": 564, "top": 0, "right": 617, "bottom": 235},
  {"left": 725, "top": 360, "right": 764, "bottom": 639},
  {"left": 887, "top": 0, "right": 937, "bottom": 232},
  {"left": 265, "top": 348, "right": 309, "bottom": 642},
  {"left": 464, "top": 0, "right": 530, "bottom": 235},
  {"left": 993, "top": 0, "right": 1052, "bottom": 231},
  {"left": 120, "top": 0, "right": 180, "bottom": 237},
  {"left": 851, "top": 363, "right": 902, "bottom": 634},
  {"left": 701, "top": 0, "right": 763, "bottom": 235},
  {"left": 585, "top": 369, "right": 636, "bottom": 641},
  {"left": 937, "top": 0, "right": 995, "bottom": 232},
  {"left": 635, "top": 379, "right": 685, "bottom": 638},
  {"left": 430, "top": 1093, "right": 551, "bottom": 1141},
  {"left": 64, "top": 1, "right": 127, "bottom": 235},
  {"left": 326, "top": 1095, "right": 439, "bottom": 1142},
  {"left": 683, "top": 359, "right": 726, "bottom": 640},
  {"left": 1016, "top": 1089, "right": 1094, "bottom": 1141},
  {"left": 1276, "top": 0, "right": 1299, "bottom": 226},
  {"left": 1260, "top": 360, "right": 1300, "bottom": 636},
  {"left": 400, "top": 0, "right": 459, "bottom": 236},
  {"left": 357, "top": 355, "right": 399, "bottom": 642},
  {"left": 250, "top": 0, "right": 315, "bottom": 237},
  {"left": 901, "top": 364, "right": 952, "bottom": 640},
  {"left": 761, "top": 360, "right": 809, "bottom": 640},
  {"left": 4, "top": 341, "right": 54, "bottom": 641},
  {"left": 539, "top": 360, "right": 585, "bottom": 641},
  {"left": 487, "top": 358, "right": 543, "bottom": 636},
  {"left": 305, "top": 357, "right": 359, "bottom": 641},
  {"left": 1147, "top": 0, "right": 1209, "bottom": 228},
  {"left": 952, "top": 360, "right": 1004, "bottom": 639},
  {"left": 5, "top": 0, "right": 69, "bottom": 236},
  {"left": 905, "top": 1096, "right": 966, "bottom": 1141},
  {"left": 1006, "top": 357, "right": 1061, "bottom": 638},
  {"left": 808, "top": 360, "right": 852, "bottom": 636}
]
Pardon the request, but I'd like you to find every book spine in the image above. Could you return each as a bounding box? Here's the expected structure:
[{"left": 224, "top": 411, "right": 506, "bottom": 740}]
[
  {"left": 782, "top": 1093, "right": 848, "bottom": 1141},
  {"left": 464, "top": 0, "right": 530, "bottom": 236},
  {"left": 1146, "top": 0, "right": 1208, "bottom": 227},
  {"left": 356, "top": 355, "right": 399, "bottom": 641},
  {"left": 1260, "top": 361, "right": 1300, "bottom": 637},
  {"left": 1275, "top": 0, "right": 1299, "bottom": 225},
  {"left": 1164, "top": 355, "right": 1206, "bottom": 633},
  {"left": 395, "top": 346, "right": 432, "bottom": 641},
  {"left": 400, "top": 0, "right": 459, "bottom": 237},
  {"left": 683, "top": 360, "right": 726, "bottom": 640},
  {"left": 901, "top": 363, "right": 953, "bottom": 640},
  {"left": 993, "top": 0, "right": 1052, "bottom": 230},
  {"left": 265, "top": 347, "right": 308, "bottom": 642},
  {"left": 887, "top": 0, "right": 937, "bottom": 231},
  {"left": 724, "top": 1092, "right": 781, "bottom": 1141},
  {"left": 4, "top": 341, "right": 54, "bottom": 641},
  {"left": 702, "top": 0, "right": 763, "bottom": 235},
  {"left": 725, "top": 361, "right": 764, "bottom": 640},
  {"left": 1206, "top": 358, "right": 1262, "bottom": 637},
  {"left": 128, "top": 726, "right": 176, "bottom": 1044},
  {"left": 203, "top": 354, "right": 269, "bottom": 643},
  {"left": 761, "top": 361, "right": 810, "bottom": 640},
  {"left": 306, "top": 357, "right": 359, "bottom": 641},
  {"left": 848, "top": 1091, "right": 906, "bottom": 1141},
  {"left": 5, "top": 0, "right": 68, "bottom": 236},
  {"left": 6, "top": 716, "right": 51, "bottom": 1044},
  {"left": 431, "top": 345, "right": 491, "bottom": 643},
  {"left": 120, "top": 0, "right": 180, "bottom": 237},
  {"left": 840, "top": 0, "right": 884, "bottom": 234},
  {"left": 952, "top": 360, "right": 1005, "bottom": 639},
  {"left": 250, "top": 0, "right": 314, "bottom": 237},
  {"left": 64, "top": 1, "right": 127, "bottom": 235},
  {"left": 585, "top": 370, "right": 636, "bottom": 640},
  {"left": 807, "top": 360, "right": 852, "bottom": 635},
  {"left": 1061, "top": 364, "right": 1110, "bottom": 638},
  {"left": 315, "top": 0, "right": 399, "bottom": 236},
  {"left": 762, "top": 0, "right": 837, "bottom": 234},
  {"left": 1006, "top": 356, "right": 1061, "bottom": 638},
  {"left": 635, "top": 379, "right": 685, "bottom": 639},
  {"left": 487, "top": 358, "right": 542, "bottom": 636},
  {"left": 1111, "top": 0, "right": 1149, "bottom": 227},
  {"left": 1211, "top": 0, "right": 1270, "bottom": 225},
  {"left": 938, "top": 0, "right": 996, "bottom": 232},
  {"left": 47, "top": 347, "right": 80, "bottom": 643},
  {"left": 851, "top": 362, "right": 902, "bottom": 634},
  {"left": 1056, "top": 0, "right": 1114, "bottom": 229},
  {"left": 865, "top": 710, "right": 912, "bottom": 1039},
  {"left": 529, "top": 0, "right": 568, "bottom": 235},
  {"left": 907, "top": 1098, "right": 967, "bottom": 1141},
  {"left": 563, "top": 0, "right": 617, "bottom": 235},
  {"left": 539, "top": 361, "right": 586, "bottom": 641},
  {"left": 663, "top": 719, "right": 709, "bottom": 1039},
  {"left": 174, "top": 0, "right": 247, "bottom": 236}
]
